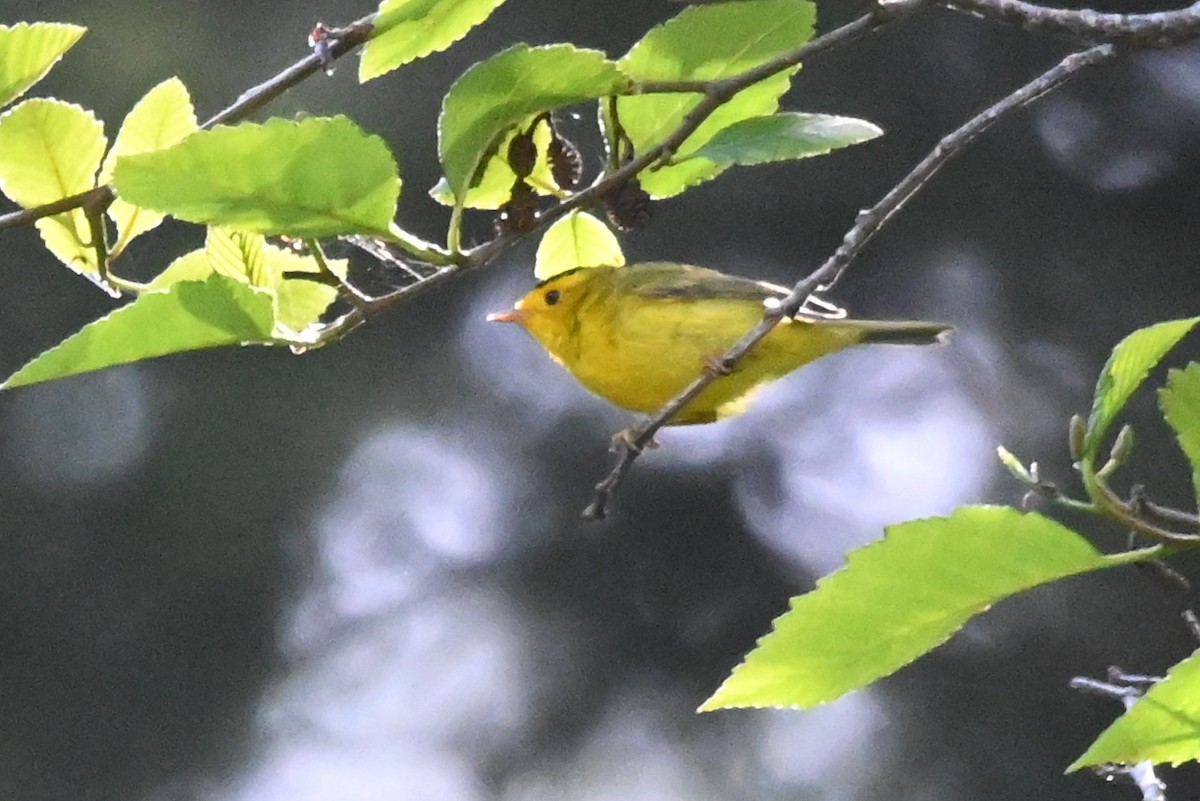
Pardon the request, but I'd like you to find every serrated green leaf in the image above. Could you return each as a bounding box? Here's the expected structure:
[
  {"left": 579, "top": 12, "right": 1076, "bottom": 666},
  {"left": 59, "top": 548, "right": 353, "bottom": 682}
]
[
  {"left": 0, "top": 99, "right": 105, "bottom": 205},
  {"left": 1070, "top": 647, "right": 1200, "bottom": 770},
  {"left": 616, "top": 0, "right": 815, "bottom": 198},
  {"left": 145, "top": 231, "right": 343, "bottom": 334},
  {"left": 268, "top": 246, "right": 346, "bottom": 335},
  {"left": 684, "top": 112, "right": 881, "bottom": 167},
  {"left": 0, "top": 22, "right": 86, "bottom": 109},
  {"left": 1160, "top": 364, "right": 1200, "bottom": 503},
  {"left": 701, "top": 506, "right": 1151, "bottom": 711},
  {"left": 535, "top": 211, "right": 624, "bottom": 279},
  {"left": 146, "top": 248, "right": 209, "bottom": 290},
  {"left": 206, "top": 227, "right": 270, "bottom": 287},
  {"left": 0, "top": 98, "right": 106, "bottom": 275},
  {"left": 101, "top": 77, "right": 197, "bottom": 256},
  {"left": 1085, "top": 317, "right": 1200, "bottom": 458},
  {"left": 438, "top": 44, "right": 626, "bottom": 204},
  {"left": 1, "top": 275, "right": 277, "bottom": 390},
  {"left": 430, "top": 116, "right": 564, "bottom": 209},
  {"left": 113, "top": 116, "right": 400, "bottom": 238},
  {"left": 360, "top": 0, "right": 510, "bottom": 81}
]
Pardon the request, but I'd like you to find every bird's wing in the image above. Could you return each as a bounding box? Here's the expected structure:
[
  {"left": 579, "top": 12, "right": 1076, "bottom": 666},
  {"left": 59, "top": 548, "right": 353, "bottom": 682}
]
[{"left": 619, "top": 262, "right": 787, "bottom": 303}]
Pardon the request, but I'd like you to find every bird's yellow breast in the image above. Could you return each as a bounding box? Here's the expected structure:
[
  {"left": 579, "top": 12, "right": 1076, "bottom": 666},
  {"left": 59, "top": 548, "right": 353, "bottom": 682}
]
[{"left": 563, "top": 293, "right": 858, "bottom": 424}]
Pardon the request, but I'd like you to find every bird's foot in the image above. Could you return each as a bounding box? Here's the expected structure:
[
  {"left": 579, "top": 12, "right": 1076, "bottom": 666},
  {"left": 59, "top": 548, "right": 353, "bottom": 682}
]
[
  {"left": 611, "top": 427, "right": 659, "bottom": 453},
  {"left": 704, "top": 352, "right": 734, "bottom": 376}
]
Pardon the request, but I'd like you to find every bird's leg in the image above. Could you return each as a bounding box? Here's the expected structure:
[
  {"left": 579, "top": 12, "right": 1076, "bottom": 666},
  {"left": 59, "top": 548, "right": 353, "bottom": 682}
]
[
  {"left": 611, "top": 426, "right": 659, "bottom": 453},
  {"left": 703, "top": 352, "right": 735, "bottom": 376}
]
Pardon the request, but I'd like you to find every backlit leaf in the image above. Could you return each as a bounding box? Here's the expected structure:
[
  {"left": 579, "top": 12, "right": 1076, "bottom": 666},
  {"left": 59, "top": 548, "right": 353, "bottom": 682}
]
[
  {"left": 535, "top": 210, "right": 625, "bottom": 279},
  {"left": 2, "top": 275, "right": 277, "bottom": 390},
  {"left": 438, "top": 44, "right": 626, "bottom": 204},
  {"left": 102, "top": 77, "right": 198, "bottom": 255},
  {"left": 686, "top": 112, "right": 881, "bottom": 167},
  {"left": 0, "top": 22, "right": 85, "bottom": 109},
  {"left": 1159, "top": 364, "right": 1200, "bottom": 503},
  {"left": 1070, "top": 647, "right": 1200, "bottom": 770},
  {"left": 616, "top": 0, "right": 815, "bottom": 198},
  {"left": 113, "top": 116, "right": 400, "bottom": 238},
  {"left": 702, "top": 506, "right": 1151, "bottom": 711},
  {"left": 1085, "top": 317, "right": 1199, "bottom": 457},
  {"left": 0, "top": 98, "right": 106, "bottom": 277},
  {"left": 360, "top": 0, "right": 510, "bottom": 81}
]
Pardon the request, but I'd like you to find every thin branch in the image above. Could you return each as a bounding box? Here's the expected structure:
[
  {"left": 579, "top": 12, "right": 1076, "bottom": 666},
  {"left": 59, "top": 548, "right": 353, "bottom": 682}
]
[
  {"left": 0, "top": 186, "right": 111, "bottom": 232},
  {"left": 1087, "top": 470, "right": 1200, "bottom": 544},
  {"left": 1128, "top": 484, "right": 1200, "bottom": 529},
  {"left": 200, "top": 17, "right": 376, "bottom": 128},
  {"left": 942, "top": 0, "right": 1200, "bottom": 45},
  {"left": 1183, "top": 609, "right": 1200, "bottom": 642},
  {"left": 581, "top": 43, "right": 1117, "bottom": 520}
]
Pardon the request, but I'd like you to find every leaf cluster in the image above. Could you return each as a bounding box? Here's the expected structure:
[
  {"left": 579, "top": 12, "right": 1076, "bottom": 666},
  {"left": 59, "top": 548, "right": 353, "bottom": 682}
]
[{"left": 0, "top": 2, "right": 879, "bottom": 388}]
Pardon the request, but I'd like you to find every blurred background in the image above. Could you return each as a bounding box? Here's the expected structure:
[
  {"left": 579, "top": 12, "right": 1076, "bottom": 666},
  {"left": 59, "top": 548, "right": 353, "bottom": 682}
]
[{"left": 1, "top": 0, "right": 1199, "bottom": 799}]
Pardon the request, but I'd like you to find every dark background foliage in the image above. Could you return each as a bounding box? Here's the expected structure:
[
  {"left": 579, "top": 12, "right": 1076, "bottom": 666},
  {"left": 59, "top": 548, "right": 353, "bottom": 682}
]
[{"left": 0, "top": 1, "right": 1198, "bottom": 800}]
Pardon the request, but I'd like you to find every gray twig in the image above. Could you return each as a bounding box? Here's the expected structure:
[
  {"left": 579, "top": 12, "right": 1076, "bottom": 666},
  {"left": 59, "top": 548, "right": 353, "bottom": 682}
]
[{"left": 942, "top": 0, "right": 1200, "bottom": 45}]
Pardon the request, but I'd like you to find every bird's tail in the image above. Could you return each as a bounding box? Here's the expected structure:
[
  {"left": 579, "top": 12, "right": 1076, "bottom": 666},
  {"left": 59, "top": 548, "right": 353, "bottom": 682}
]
[{"left": 848, "top": 320, "right": 954, "bottom": 346}]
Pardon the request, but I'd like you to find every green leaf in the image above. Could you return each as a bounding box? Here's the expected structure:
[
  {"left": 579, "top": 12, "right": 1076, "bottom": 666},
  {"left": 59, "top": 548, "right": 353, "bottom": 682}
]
[
  {"left": 101, "top": 77, "right": 198, "bottom": 256},
  {"left": 430, "top": 116, "right": 564, "bottom": 209},
  {"left": 205, "top": 227, "right": 271, "bottom": 287},
  {"left": 145, "top": 248, "right": 209, "bottom": 290},
  {"left": 1085, "top": 317, "right": 1200, "bottom": 458},
  {"left": 1, "top": 275, "right": 277, "bottom": 390},
  {"left": 535, "top": 210, "right": 625, "bottom": 279},
  {"left": 1070, "top": 647, "right": 1200, "bottom": 770},
  {"left": 158, "top": 231, "right": 342, "bottom": 333},
  {"left": 700, "top": 506, "right": 1150, "bottom": 711},
  {"left": 0, "top": 98, "right": 104, "bottom": 206},
  {"left": 269, "top": 246, "right": 346, "bottom": 335},
  {"left": 0, "top": 98, "right": 106, "bottom": 276},
  {"left": 1160, "top": 364, "right": 1200, "bottom": 503},
  {"left": 145, "top": 229, "right": 343, "bottom": 335},
  {"left": 360, "top": 0, "right": 510, "bottom": 81},
  {"left": 113, "top": 115, "right": 400, "bottom": 238},
  {"left": 0, "top": 22, "right": 86, "bottom": 109},
  {"left": 438, "top": 44, "right": 626, "bottom": 204},
  {"left": 616, "top": 0, "right": 815, "bottom": 198},
  {"left": 685, "top": 112, "right": 882, "bottom": 167}
]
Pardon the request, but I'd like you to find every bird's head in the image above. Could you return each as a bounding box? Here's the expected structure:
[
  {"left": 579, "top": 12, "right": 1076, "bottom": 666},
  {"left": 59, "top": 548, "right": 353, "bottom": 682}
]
[{"left": 487, "top": 267, "right": 600, "bottom": 361}]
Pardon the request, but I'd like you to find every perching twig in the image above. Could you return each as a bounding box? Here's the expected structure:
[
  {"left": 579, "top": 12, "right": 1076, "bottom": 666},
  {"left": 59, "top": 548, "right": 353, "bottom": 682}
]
[
  {"left": 581, "top": 42, "right": 1116, "bottom": 519},
  {"left": 941, "top": 0, "right": 1200, "bottom": 46}
]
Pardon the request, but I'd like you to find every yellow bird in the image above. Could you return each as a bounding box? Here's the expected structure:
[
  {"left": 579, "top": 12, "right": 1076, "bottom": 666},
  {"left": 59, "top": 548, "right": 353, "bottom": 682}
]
[{"left": 488, "top": 262, "right": 952, "bottom": 424}]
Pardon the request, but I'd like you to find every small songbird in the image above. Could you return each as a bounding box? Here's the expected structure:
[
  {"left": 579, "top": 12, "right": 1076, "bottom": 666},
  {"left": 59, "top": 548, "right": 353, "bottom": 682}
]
[{"left": 488, "top": 261, "right": 952, "bottom": 424}]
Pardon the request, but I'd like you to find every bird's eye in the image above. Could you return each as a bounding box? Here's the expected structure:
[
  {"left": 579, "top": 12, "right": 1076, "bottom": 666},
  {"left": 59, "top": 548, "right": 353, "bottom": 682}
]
[{"left": 544, "top": 289, "right": 561, "bottom": 306}]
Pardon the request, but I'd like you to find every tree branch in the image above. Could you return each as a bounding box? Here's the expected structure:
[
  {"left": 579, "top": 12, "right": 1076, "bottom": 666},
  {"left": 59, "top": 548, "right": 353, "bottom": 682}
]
[
  {"left": 942, "top": 0, "right": 1200, "bottom": 45},
  {"left": 581, "top": 42, "right": 1117, "bottom": 520},
  {"left": 202, "top": 17, "right": 375, "bottom": 128}
]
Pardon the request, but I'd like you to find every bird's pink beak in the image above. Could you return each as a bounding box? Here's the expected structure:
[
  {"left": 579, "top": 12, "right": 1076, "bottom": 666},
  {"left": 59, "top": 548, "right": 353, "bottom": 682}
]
[{"left": 487, "top": 308, "right": 526, "bottom": 324}]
